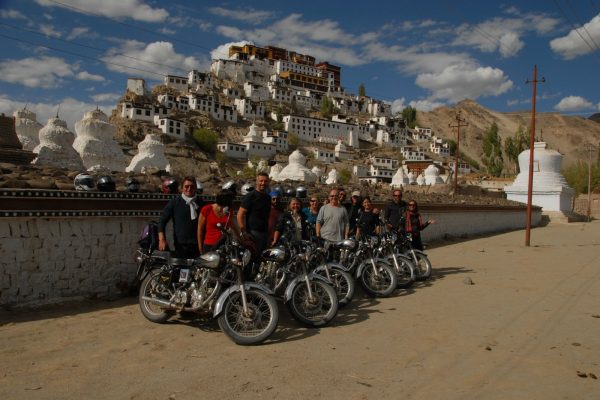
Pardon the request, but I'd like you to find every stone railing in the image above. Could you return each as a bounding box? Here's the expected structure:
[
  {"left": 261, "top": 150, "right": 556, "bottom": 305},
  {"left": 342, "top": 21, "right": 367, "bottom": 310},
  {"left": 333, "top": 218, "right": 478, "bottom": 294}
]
[{"left": 0, "top": 189, "right": 541, "bottom": 308}]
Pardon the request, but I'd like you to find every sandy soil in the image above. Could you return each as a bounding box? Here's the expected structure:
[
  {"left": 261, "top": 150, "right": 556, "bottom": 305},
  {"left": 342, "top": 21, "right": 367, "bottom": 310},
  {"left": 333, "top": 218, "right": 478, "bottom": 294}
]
[{"left": 1, "top": 222, "right": 599, "bottom": 399}]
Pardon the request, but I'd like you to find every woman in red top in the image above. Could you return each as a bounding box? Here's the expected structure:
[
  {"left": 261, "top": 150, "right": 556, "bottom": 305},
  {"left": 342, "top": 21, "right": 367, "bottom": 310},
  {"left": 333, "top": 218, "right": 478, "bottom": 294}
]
[
  {"left": 405, "top": 200, "right": 435, "bottom": 251},
  {"left": 197, "top": 190, "right": 241, "bottom": 254}
]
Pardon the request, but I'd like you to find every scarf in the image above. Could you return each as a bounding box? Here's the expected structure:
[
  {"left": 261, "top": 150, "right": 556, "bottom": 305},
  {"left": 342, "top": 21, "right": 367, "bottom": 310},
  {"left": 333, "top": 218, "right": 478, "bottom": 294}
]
[
  {"left": 405, "top": 211, "right": 423, "bottom": 233},
  {"left": 181, "top": 194, "right": 199, "bottom": 220}
]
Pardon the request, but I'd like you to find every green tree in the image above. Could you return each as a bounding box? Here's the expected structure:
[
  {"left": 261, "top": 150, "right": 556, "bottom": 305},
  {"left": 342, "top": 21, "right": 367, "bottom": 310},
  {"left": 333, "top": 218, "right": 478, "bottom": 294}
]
[
  {"left": 320, "top": 96, "right": 334, "bottom": 119},
  {"left": 192, "top": 127, "right": 219, "bottom": 155},
  {"left": 504, "top": 125, "right": 529, "bottom": 174},
  {"left": 358, "top": 83, "right": 366, "bottom": 97},
  {"left": 482, "top": 122, "right": 504, "bottom": 176},
  {"left": 563, "top": 154, "right": 600, "bottom": 195},
  {"left": 446, "top": 139, "right": 457, "bottom": 155},
  {"left": 339, "top": 168, "right": 352, "bottom": 185},
  {"left": 402, "top": 106, "right": 417, "bottom": 129}
]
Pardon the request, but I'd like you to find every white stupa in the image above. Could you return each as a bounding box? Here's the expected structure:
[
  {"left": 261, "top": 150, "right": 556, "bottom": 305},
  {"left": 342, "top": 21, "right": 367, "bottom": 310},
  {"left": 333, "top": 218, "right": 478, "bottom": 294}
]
[
  {"left": 269, "top": 163, "right": 283, "bottom": 180},
  {"left": 334, "top": 140, "right": 352, "bottom": 160},
  {"left": 126, "top": 133, "right": 171, "bottom": 173},
  {"left": 326, "top": 168, "right": 340, "bottom": 185},
  {"left": 424, "top": 164, "right": 444, "bottom": 185},
  {"left": 273, "top": 150, "right": 318, "bottom": 182},
  {"left": 504, "top": 142, "right": 574, "bottom": 212},
  {"left": 407, "top": 171, "right": 416, "bottom": 185},
  {"left": 32, "top": 117, "right": 84, "bottom": 170},
  {"left": 256, "top": 159, "right": 268, "bottom": 173},
  {"left": 311, "top": 166, "right": 323, "bottom": 181},
  {"left": 391, "top": 167, "right": 409, "bottom": 188},
  {"left": 416, "top": 172, "right": 426, "bottom": 186},
  {"left": 13, "top": 108, "right": 42, "bottom": 151},
  {"left": 73, "top": 109, "right": 127, "bottom": 172}
]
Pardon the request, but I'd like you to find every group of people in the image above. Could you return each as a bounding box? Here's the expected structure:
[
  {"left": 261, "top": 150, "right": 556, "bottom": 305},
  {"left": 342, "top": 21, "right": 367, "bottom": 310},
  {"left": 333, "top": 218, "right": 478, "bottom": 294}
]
[{"left": 157, "top": 173, "right": 435, "bottom": 259}]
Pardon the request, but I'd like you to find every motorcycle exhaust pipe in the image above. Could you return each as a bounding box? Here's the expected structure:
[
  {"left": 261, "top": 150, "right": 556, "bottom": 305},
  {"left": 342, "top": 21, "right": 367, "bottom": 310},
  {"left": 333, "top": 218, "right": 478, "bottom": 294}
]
[{"left": 141, "top": 296, "right": 175, "bottom": 309}]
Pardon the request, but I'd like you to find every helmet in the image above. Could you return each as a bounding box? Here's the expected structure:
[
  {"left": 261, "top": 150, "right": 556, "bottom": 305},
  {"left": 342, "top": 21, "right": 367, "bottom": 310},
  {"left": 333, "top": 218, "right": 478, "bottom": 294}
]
[
  {"left": 284, "top": 187, "right": 295, "bottom": 198},
  {"left": 195, "top": 180, "right": 204, "bottom": 194},
  {"left": 97, "top": 175, "right": 116, "bottom": 192},
  {"left": 74, "top": 173, "right": 95, "bottom": 191},
  {"left": 271, "top": 186, "right": 282, "bottom": 196},
  {"left": 296, "top": 186, "right": 307, "bottom": 199},
  {"left": 162, "top": 178, "right": 179, "bottom": 194},
  {"left": 241, "top": 182, "right": 254, "bottom": 196},
  {"left": 126, "top": 177, "right": 140, "bottom": 193},
  {"left": 222, "top": 180, "right": 237, "bottom": 195}
]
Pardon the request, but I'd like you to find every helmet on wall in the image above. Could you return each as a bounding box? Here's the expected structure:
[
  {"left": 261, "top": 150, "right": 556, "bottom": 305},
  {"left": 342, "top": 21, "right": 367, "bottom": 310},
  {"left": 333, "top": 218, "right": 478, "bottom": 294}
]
[
  {"left": 296, "top": 186, "right": 307, "bottom": 199},
  {"left": 126, "top": 177, "right": 140, "bottom": 193},
  {"left": 74, "top": 173, "right": 95, "bottom": 191},
  {"left": 284, "top": 187, "right": 295, "bottom": 198},
  {"left": 97, "top": 175, "right": 116, "bottom": 192},
  {"left": 162, "top": 178, "right": 179, "bottom": 194},
  {"left": 222, "top": 180, "right": 237, "bottom": 195},
  {"left": 241, "top": 182, "right": 254, "bottom": 195},
  {"left": 271, "top": 186, "right": 282, "bottom": 196}
]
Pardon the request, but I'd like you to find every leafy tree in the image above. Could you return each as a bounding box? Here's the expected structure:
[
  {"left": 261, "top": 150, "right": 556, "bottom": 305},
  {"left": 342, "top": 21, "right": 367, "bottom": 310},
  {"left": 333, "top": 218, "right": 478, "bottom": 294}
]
[
  {"left": 563, "top": 151, "right": 600, "bottom": 194},
  {"left": 446, "top": 139, "right": 457, "bottom": 155},
  {"left": 339, "top": 168, "right": 352, "bottom": 185},
  {"left": 482, "top": 122, "right": 504, "bottom": 176},
  {"left": 320, "top": 96, "right": 334, "bottom": 119},
  {"left": 358, "top": 83, "right": 366, "bottom": 97},
  {"left": 192, "top": 127, "right": 219, "bottom": 155},
  {"left": 402, "top": 106, "right": 417, "bottom": 129},
  {"left": 287, "top": 132, "right": 299, "bottom": 150},
  {"left": 504, "top": 125, "right": 529, "bottom": 174}
]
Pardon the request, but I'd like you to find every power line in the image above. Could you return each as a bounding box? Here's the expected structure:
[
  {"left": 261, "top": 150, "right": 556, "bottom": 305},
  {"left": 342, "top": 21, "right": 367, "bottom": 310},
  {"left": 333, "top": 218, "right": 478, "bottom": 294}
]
[
  {"left": 0, "top": 22, "right": 190, "bottom": 74},
  {"left": 565, "top": 0, "right": 600, "bottom": 52},
  {"left": 552, "top": 0, "right": 600, "bottom": 62}
]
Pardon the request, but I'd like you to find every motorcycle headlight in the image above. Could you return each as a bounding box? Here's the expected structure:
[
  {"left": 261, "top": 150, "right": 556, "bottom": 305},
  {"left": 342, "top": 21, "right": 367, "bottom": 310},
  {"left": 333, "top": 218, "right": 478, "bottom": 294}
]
[{"left": 242, "top": 249, "right": 251, "bottom": 266}]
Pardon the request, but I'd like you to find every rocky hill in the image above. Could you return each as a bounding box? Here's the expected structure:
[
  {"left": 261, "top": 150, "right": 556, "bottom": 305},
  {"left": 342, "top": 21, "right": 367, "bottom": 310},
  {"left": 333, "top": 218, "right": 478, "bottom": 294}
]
[{"left": 417, "top": 99, "right": 600, "bottom": 170}]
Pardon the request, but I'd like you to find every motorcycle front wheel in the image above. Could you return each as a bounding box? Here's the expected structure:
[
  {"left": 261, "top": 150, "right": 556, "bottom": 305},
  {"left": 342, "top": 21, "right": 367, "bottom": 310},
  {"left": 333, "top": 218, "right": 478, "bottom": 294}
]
[
  {"left": 288, "top": 279, "right": 338, "bottom": 327},
  {"left": 315, "top": 267, "right": 355, "bottom": 307},
  {"left": 218, "top": 289, "right": 279, "bottom": 345},
  {"left": 359, "top": 260, "right": 397, "bottom": 297},
  {"left": 139, "top": 269, "right": 173, "bottom": 323},
  {"left": 413, "top": 253, "right": 432, "bottom": 280},
  {"left": 386, "top": 254, "right": 416, "bottom": 289}
]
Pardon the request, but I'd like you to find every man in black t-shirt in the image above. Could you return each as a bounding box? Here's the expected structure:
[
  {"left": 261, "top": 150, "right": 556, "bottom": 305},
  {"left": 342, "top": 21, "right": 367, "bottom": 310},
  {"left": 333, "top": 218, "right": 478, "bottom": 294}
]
[
  {"left": 237, "top": 172, "right": 271, "bottom": 253},
  {"left": 384, "top": 188, "right": 408, "bottom": 232}
]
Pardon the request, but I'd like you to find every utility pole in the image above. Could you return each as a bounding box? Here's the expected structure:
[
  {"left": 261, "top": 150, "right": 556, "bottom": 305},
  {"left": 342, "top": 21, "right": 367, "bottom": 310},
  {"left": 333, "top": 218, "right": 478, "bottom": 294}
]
[
  {"left": 524, "top": 65, "right": 545, "bottom": 247},
  {"left": 586, "top": 143, "right": 595, "bottom": 222},
  {"left": 449, "top": 112, "right": 468, "bottom": 194}
]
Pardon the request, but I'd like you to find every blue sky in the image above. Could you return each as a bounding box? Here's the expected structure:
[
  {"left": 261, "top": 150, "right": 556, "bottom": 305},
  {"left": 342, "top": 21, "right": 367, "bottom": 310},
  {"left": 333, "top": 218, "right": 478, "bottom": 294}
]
[{"left": 0, "top": 0, "right": 599, "bottom": 130}]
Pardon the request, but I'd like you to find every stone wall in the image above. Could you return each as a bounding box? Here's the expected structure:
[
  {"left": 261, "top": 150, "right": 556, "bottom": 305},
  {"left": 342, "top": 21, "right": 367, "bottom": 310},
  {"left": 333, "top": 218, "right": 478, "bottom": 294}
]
[{"left": 0, "top": 207, "right": 541, "bottom": 308}]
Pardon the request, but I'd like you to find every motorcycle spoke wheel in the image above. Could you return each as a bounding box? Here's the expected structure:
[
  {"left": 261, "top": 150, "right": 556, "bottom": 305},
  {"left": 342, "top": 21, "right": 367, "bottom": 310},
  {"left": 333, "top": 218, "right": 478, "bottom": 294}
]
[
  {"left": 218, "top": 290, "right": 279, "bottom": 345},
  {"left": 414, "top": 254, "right": 432, "bottom": 280},
  {"left": 288, "top": 280, "right": 338, "bottom": 327},
  {"left": 360, "top": 262, "right": 397, "bottom": 297},
  {"left": 320, "top": 269, "right": 354, "bottom": 307},
  {"left": 389, "top": 255, "right": 416, "bottom": 289},
  {"left": 138, "top": 270, "right": 172, "bottom": 323}
]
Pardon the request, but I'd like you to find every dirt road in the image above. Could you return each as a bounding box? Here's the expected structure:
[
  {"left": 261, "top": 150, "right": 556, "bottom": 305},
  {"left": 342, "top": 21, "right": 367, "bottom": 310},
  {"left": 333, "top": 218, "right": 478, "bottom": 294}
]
[{"left": 1, "top": 222, "right": 599, "bottom": 399}]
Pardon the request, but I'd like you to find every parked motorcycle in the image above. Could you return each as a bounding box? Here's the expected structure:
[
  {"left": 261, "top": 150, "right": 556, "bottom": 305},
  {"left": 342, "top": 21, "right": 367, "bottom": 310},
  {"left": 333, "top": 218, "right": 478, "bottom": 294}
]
[
  {"left": 395, "top": 232, "right": 432, "bottom": 280},
  {"left": 254, "top": 239, "right": 338, "bottom": 327},
  {"left": 376, "top": 229, "right": 417, "bottom": 289},
  {"left": 135, "top": 224, "right": 279, "bottom": 345}
]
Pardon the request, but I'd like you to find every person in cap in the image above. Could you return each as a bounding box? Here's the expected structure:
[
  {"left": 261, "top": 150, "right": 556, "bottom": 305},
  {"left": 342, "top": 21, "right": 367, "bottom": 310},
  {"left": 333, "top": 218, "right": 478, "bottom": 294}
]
[{"left": 348, "top": 190, "right": 363, "bottom": 234}]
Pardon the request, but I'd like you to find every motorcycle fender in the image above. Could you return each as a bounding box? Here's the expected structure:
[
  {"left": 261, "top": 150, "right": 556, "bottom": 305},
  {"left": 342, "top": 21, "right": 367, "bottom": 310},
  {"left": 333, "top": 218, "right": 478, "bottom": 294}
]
[
  {"left": 138, "top": 263, "right": 169, "bottom": 282},
  {"left": 213, "top": 282, "right": 274, "bottom": 317},
  {"left": 283, "top": 273, "right": 331, "bottom": 303},
  {"left": 412, "top": 250, "right": 428, "bottom": 257},
  {"left": 355, "top": 258, "right": 390, "bottom": 279}
]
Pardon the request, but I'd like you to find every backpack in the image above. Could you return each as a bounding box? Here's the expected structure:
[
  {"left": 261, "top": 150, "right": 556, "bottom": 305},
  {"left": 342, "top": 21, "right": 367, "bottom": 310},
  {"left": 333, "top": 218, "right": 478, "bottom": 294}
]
[{"left": 138, "top": 221, "right": 159, "bottom": 251}]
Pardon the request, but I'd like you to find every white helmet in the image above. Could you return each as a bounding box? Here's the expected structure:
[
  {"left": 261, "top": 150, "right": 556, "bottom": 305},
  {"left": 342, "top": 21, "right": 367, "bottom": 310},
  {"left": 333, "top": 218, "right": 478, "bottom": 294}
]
[
  {"left": 196, "top": 180, "right": 204, "bottom": 194},
  {"left": 74, "top": 173, "right": 95, "bottom": 191},
  {"left": 241, "top": 182, "right": 254, "bottom": 195}
]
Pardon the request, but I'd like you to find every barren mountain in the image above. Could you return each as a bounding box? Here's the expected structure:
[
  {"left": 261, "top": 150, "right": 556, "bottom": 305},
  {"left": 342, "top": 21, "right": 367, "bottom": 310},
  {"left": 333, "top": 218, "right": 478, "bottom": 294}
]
[{"left": 417, "top": 99, "right": 600, "bottom": 170}]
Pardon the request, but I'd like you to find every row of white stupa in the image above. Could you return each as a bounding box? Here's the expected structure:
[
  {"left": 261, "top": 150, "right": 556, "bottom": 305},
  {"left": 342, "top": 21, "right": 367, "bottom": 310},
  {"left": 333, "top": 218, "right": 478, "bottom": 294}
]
[{"left": 14, "top": 108, "right": 170, "bottom": 173}]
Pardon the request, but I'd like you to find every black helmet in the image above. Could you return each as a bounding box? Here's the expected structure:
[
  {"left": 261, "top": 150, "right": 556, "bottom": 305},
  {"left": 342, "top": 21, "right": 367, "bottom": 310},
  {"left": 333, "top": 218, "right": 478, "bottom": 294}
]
[
  {"left": 126, "top": 177, "right": 140, "bottom": 193},
  {"left": 222, "top": 180, "right": 237, "bottom": 195},
  {"left": 284, "top": 187, "right": 295, "bottom": 198},
  {"left": 97, "top": 175, "right": 116, "bottom": 192},
  {"left": 296, "top": 186, "right": 307, "bottom": 199},
  {"left": 241, "top": 182, "right": 254, "bottom": 195},
  {"left": 162, "top": 178, "right": 179, "bottom": 194},
  {"left": 74, "top": 173, "right": 95, "bottom": 191}
]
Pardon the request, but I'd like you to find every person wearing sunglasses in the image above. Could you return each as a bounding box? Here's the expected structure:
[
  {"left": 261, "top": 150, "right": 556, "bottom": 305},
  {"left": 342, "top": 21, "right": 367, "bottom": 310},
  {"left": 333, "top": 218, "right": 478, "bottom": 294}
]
[
  {"left": 157, "top": 176, "right": 205, "bottom": 258},
  {"left": 404, "top": 200, "right": 435, "bottom": 251},
  {"left": 316, "top": 189, "right": 349, "bottom": 242},
  {"left": 384, "top": 188, "right": 408, "bottom": 232},
  {"left": 302, "top": 197, "right": 320, "bottom": 225}
]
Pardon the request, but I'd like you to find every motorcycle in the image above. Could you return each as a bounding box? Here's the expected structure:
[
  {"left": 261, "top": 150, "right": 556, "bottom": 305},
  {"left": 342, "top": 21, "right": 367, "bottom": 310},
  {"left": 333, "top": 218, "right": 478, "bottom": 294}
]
[
  {"left": 254, "top": 239, "right": 338, "bottom": 327},
  {"left": 376, "top": 229, "right": 417, "bottom": 289},
  {"left": 395, "top": 231, "right": 432, "bottom": 280},
  {"left": 135, "top": 224, "right": 279, "bottom": 345},
  {"left": 312, "top": 238, "right": 356, "bottom": 307}
]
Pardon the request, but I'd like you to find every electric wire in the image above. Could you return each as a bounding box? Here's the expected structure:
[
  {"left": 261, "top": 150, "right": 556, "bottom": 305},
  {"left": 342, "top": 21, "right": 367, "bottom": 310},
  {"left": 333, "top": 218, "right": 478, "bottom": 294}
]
[{"left": 552, "top": 0, "right": 600, "bottom": 62}]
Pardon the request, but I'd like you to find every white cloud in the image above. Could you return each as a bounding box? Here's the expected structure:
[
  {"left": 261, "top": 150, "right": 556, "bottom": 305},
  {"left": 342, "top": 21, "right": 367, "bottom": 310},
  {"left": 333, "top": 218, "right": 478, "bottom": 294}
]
[
  {"left": 40, "top": 24, "right": 62, "bottom": 38},
  {"left": 76, "top": 71, "right": 105, "bottom": 81},
  {"left": 0, "top": 56, "right": 75, "bottom": 88},
  {"left": 102, "top": 40, "right": 204, "bottom": 80},
  {"left": 158, "top": 27, "right": 176, "bottom": 35},
  {"left": 208, "top": 6, "right": 274, "bottom": 25},
  {"left": 66, "top": 27, "right": 93, "bottom": 40},
  {"left": 416, "top": 64, "right": 513, "bottom": 102},
  {"left": 554, "top": 96, "right": 595, "bottom": 112},
  {"left": 409, "top": 99, "right": 446, "bottom": 112},
  {"left": 36, "top": 0, "right": 168, "bottom": 23},
  {"left": 0, "top": 9, "right": 30, "bottom": 21},
  {"left": 0, "top": 96, "right": 114, "bottom": 131},
  {"left": 391, "top": 98, "right": 407, "bottom": 114},
  {"left": 550, "top": 15, "right": 600, "bottom": 59},
  {"left": 498, "top": 32, "right": 524, "bottom": 57},
  {"left": 91, "top": 93, "right": 121, "bottom": 103}
]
